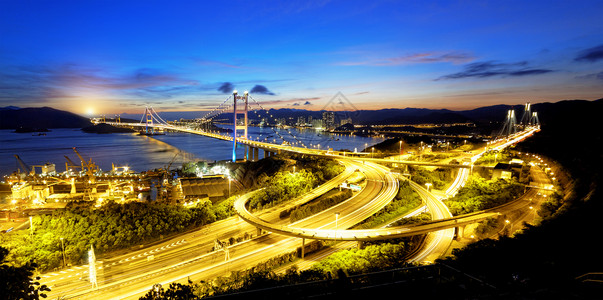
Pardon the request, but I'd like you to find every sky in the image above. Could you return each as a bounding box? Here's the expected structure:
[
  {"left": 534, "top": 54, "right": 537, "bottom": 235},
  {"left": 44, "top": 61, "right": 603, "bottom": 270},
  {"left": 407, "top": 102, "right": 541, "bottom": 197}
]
[{"left": 0, "top": 0, "right": 602, "bottom": 115}]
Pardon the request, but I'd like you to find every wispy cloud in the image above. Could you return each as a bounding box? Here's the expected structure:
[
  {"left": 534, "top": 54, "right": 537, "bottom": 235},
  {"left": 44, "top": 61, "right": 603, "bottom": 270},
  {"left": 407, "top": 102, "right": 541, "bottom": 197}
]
[
  {"left": 256, "top": 97, "right": 320, "bottom": 106},
  {"left": 437, "top": 60, "right": 553, "bottom": 80},
  {"left": 574, "top": 44, "right": 603, "bottom": 62},
  {"left": 575, "top": 71, "right": 603, "bottom": 81},
  {"left": 337, "top": 51, "right": 475, "bottom": 66},
  {"left": 0, "top": 63, "right": 202, "bottom": 104}
]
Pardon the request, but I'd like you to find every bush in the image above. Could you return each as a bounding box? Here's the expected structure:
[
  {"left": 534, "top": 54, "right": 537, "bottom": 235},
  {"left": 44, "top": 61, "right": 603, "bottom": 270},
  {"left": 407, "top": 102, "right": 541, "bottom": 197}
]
[
  {"left": 289, "top": 189, "right": 352, "bottom": 222},
  {"left": 444, "top": 177, "right": 524, "bottom": 215}
]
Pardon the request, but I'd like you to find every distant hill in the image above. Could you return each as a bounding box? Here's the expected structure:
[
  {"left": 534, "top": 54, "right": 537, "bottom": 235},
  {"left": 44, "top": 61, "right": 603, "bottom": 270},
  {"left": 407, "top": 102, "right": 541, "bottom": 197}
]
[
  {"left": 0, "top": 107, "right": 92, "bottom": 129},
  {"left": 0, "top": 106, "right": 20, "bottom": 111},
  {"left": 258, "top": 99, "right": 601, "bottom": 125}
]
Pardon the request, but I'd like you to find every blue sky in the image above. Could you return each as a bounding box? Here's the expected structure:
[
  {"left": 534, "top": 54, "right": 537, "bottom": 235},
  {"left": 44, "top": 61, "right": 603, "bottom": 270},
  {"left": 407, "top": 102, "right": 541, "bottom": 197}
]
[{"left": 1, "top": 0, "right": 602, "bottom": 115}]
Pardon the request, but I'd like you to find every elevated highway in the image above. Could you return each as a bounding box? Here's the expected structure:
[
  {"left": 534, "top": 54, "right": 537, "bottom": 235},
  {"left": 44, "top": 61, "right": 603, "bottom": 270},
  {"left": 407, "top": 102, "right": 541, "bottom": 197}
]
[{"left": 44, "top": 117, "right": 539, "bottom": 298}]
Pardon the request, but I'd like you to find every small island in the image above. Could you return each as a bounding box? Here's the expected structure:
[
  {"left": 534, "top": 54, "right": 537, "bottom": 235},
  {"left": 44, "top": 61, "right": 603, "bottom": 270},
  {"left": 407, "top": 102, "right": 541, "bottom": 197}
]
[{"left": 81, "top": 123, "right": 135, "bottom": 134}]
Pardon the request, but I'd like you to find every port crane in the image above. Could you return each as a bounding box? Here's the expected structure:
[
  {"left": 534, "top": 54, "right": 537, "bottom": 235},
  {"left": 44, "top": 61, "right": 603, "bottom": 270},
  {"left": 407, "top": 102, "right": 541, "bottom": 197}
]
[
  {"left": 72, "top": 147, "right": 99, "bottom": 200},
  {"left": 159, "top": 151, "right": 179, "bottom": 201},
  {"left": 64, "top": 155, "right": 82, "bottom": 173},
  {"left": 14, "top": 155, "right": 34, "bottom": 175}
]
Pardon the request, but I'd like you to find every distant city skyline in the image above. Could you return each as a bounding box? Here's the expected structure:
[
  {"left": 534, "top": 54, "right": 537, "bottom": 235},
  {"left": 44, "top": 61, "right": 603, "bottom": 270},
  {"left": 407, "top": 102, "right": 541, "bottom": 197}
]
[{"left": 1, "top": 0, "right": 602, "bottom": 115}]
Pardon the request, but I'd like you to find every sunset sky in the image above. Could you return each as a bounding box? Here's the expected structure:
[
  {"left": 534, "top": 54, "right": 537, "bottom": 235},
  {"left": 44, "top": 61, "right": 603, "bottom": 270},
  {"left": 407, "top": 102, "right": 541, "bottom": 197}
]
[{"left": 1, "top": 0, "right": 602, "bottom": 115}]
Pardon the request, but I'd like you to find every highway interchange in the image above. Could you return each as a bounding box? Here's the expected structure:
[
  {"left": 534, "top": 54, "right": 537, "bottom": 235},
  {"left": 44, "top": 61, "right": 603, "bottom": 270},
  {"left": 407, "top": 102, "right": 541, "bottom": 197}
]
[{"left": 39, "top": 125, "right": 543, "bottom": 299}]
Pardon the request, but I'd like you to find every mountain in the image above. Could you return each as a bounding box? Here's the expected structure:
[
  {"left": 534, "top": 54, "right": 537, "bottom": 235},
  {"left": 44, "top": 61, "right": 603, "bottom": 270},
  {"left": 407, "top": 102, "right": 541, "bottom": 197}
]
[
  {"left": 256, "top": 99, "right": 601, "bottom": 125},
  {"left": 0, "top": 106, "right": 20, "bottom": 111},
  {"left": 0, "top": 107, "right": 92, "bottom": 129}
]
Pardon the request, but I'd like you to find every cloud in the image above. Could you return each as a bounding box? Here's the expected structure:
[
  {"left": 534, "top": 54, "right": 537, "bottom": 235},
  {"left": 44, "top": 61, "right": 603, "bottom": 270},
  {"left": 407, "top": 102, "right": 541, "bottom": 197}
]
[
  {"left": 250, "top": 84, "right": 275, "bottom": 95},
  {"left": 437, "top": 61, "right": 553, "bottom": 80},
  {"left": 338, "top": 51, "right": 475, "bottom": 66},
  {"left": 217, "top": 82, "right": 235, "bottom": 94},
  {"left": 574, "top": 44, "right": 603, "bottom": 62},
  {"left": 0, "top": 63, "right": 204, "bottom": 107},
  {"left": 253, "top": 97, "right": 320, "bottom": 106},
  {"left": 575, "top": 71, "right": 603, "bottom": 81}
]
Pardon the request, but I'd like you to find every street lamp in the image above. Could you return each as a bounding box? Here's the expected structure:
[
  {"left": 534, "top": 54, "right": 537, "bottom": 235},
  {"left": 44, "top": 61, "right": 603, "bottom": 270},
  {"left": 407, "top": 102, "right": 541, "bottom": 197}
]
[
  {"left": 399, "top": 140, "right": 402, "bottom": 162},
  {"left": 228, "top": 177, "right": 232, "bottom": 198},
  {"left": 60, "top": 237, "right": 66, "bottom": 268},
  {"left": 371, "top": 147, "right": 374, "bottom": 159},
  {"left": 505, "top": 219, "right": 513, "bottom": 233},
  {"left": 335, "top": 212, "right": 340, "bottom": 232},
  {"left": 425, "top": 183, "right": 432, "bottom": 191}
]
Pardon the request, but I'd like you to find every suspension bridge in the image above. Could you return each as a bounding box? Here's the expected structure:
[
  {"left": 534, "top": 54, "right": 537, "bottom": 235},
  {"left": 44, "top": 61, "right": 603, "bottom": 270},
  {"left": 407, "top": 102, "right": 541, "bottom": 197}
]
[{"left": 97, "top": 93, "right": 540, "bottom": 168}]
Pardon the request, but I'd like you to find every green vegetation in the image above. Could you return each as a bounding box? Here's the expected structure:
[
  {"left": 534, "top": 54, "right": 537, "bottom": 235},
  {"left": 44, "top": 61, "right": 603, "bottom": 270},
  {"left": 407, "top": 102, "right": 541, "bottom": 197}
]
[
  {"left": 536, "top": 191, "right": 564, "bottom": 221},
  {"left": 289, "top": 189, "right": 352, "bottom": 222},
  {"left": 246, "top": 155, "right": 344, "bottom": 210},
  {"left": 0, "top": 200, "right": 216, "bottom": 271},
  {"left": 0, "top": 155, "right": 343, "bottom": 272},
  {"left": 247, "top": 169, "right": 317, "bottom": 210},
  {"left": 141, "top": 240, "right": 419, "bottom": 299},
  {"left": 444, "top": 176, "right": 523, "bottom": 215},
  {"left": 474, "top": 150, "right": 510, "bottom": 165},
  {"left": 310, "top": 243, "right": 408, "bottom": 275},
  {"left": 0, "top": 247, "right": 50, "bottom": 300},
  {"left": 390, "top": 212, "right": 432, "bottom": 226},
  {"left": 355, "top": 180, "right": 422, "bottom": 229},
  {"left": 410, "top": 166, "right": 454, "bottom": 190}
]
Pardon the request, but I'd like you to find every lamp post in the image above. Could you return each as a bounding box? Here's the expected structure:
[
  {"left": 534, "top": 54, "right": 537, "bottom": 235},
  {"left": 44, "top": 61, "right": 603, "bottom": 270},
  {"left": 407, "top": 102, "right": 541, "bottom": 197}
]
[
  {"left": 399, "top": 140, "right": 402, "bottom": 162},
  {"left": 371, "top": 147, "right": 374, "bottom": 159},
  {"left": 335, "top": 212, "right": 340, "bottom": 232},
  {"left": 228, "top": 177, "right": 232, "bottom": 198},
  {"left": 60, "top": 237, "right": 66, "bottom": 268},
  {"left": 425, "top": 183, "right": 432, "bottom": 192}
]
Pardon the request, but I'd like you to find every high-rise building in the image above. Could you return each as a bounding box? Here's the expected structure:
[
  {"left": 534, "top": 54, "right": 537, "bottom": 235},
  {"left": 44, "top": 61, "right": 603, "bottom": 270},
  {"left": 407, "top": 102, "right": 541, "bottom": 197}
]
[{"left": 322, "top": 111, "right": 335, "bottom": 130}]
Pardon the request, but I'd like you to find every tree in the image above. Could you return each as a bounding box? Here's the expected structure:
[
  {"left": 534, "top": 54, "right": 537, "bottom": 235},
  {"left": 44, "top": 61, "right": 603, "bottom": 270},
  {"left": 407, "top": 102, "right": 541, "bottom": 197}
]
[{"left": 0, "top": 246, "right": 50, "bottom": 300}]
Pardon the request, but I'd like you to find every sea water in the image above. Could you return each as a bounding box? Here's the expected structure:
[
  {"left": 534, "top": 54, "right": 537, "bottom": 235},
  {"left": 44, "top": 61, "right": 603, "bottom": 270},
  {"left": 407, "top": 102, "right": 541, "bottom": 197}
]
[{"left": 0, "top": 127, "right": 384, "bottom": 176}]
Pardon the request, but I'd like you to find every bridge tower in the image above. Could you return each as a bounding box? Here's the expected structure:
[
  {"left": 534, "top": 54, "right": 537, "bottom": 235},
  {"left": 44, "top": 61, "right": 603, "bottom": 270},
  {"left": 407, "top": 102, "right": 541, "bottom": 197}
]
[
  {"left": 531, "top": 111, "right": 540, "bottom": 127},
  {"left": 144, "top": 107, "right": 154, "bottom": 134},
  {"left": 500, "top": 109, "right": 517, "bottom": 137},
  {"left": 232, "top": 91, "right": 249, "bottom": 162},
  {"left": 520, "top": 102, "right": 531, "bottom": 125}
]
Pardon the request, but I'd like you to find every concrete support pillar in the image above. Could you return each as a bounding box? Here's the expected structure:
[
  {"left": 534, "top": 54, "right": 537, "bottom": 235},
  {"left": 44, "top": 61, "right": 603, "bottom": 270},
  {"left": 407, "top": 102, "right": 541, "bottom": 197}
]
[
  {"left": 301, "top": 238, "right": 305, "bottom": 259},
  {"left": 253, "top": 147, "right": 259, "bottom": 162},
  {"left": 456, "top": 225, "right": 465, "bottom": 241},
  {"left": 256, "top": 227, "right": 262, "bottom": 237}
]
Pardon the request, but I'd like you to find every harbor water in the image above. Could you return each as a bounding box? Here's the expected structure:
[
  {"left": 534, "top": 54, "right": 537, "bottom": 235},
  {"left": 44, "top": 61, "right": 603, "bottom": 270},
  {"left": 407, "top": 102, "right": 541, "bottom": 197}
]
[{"left": 0, "top": 127, "right": 385, "bottom": 176}]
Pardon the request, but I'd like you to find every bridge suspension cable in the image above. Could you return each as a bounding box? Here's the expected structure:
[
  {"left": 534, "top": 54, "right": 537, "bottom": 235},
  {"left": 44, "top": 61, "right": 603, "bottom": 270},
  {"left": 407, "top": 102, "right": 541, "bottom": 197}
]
[
  {"left": 198, "top": 95, "right": 233, "bottom": 123},
  {"left": 248, "top": 95, "right": 308, "bottom": 148}
]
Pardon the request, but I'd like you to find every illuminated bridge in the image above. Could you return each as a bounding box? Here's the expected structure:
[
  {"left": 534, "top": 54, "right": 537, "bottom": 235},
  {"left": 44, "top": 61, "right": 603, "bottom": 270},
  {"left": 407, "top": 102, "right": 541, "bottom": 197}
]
[{"left": 98, "top": 91, "right": 540, "bottom": 169}]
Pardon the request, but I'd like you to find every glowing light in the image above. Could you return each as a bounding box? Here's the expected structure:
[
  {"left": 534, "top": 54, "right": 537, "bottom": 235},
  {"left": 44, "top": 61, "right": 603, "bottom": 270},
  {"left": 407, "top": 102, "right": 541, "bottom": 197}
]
[{"left": 86, "top": 107, "right": 95, "bottom": 116}]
